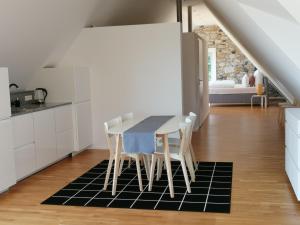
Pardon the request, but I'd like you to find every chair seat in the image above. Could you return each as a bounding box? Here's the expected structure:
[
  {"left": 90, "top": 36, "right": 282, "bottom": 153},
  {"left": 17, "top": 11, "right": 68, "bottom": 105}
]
[
  {"left": 156, "top": 145, "right": 181, "bottom": 159},
  {"left": 156, "top": 137, "right": 180, "bottom": 146}
]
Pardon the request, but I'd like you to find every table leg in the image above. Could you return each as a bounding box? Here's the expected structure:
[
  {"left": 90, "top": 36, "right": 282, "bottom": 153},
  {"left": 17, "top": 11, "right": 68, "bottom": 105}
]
[
  {"left": 163, "top": 134, "right": 174, "bottom": 198},
  {"left": 112, "top": 134, "right": 121, "bottom": 196}
]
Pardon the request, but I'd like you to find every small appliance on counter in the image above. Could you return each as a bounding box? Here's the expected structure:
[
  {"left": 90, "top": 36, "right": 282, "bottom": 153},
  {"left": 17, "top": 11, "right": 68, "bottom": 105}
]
[{"left": 34, "top": 88, "right": 47, "bottom": 104}]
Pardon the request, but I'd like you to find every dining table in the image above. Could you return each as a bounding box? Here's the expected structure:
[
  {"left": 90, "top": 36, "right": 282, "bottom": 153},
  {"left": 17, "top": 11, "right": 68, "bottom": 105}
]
[{"left": 107, "top": 115, "right": 186, "bottom": 197}]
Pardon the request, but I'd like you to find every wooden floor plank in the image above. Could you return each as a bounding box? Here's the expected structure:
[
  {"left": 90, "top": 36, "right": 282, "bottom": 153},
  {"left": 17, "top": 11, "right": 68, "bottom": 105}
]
[{"left": 0, "top": 106, "right": 300, "bottom": 225}]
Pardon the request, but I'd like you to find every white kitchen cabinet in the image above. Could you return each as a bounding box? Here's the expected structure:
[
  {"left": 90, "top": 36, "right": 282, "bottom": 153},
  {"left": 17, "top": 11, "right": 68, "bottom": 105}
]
[
  {"left": 74, "top": 101, "right": 92, "bottom": 151},
  {"left": 12, "top": 114, "right": 34, "bottom": 148},
  {"left": 0, "top": 68, "right": 11, "bottom": 120},
  {"left": 0, "top": 119, "right": 16, "bottom": 192},
  {"left": 33, "top": 109, "right": 57, "bottom": 170},
  {"left": 12, "top": 104, "right": 74, "bottom": 181},
  {"left": 55, "top": 105, "right": 73, "bottom": 133},
  {"left": 14, "top": 144, "right": 36, "bottom": 180},
  {"left": 55, "top": 105, "right": 74, "bottom": 158},
  {"left": 285, "top": 108, "right": 300, "bottom": 200},
  {"left": 56, "top": 130, "right": 73, "bottom": 159}
]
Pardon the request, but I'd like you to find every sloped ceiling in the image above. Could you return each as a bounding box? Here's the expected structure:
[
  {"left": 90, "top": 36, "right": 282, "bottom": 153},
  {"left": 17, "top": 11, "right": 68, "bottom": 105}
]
[
  {"left": 204, "top": 0, "right": 300, "bottom": 102},
  {"left": 4, "top": 0, "right": 300, "bottom": 103},
  {"left": 2, "top": 0, "right": 177, "bottom": 89},
  {"left": 0, "top": 0, "right": 100, "bottom": 88}
]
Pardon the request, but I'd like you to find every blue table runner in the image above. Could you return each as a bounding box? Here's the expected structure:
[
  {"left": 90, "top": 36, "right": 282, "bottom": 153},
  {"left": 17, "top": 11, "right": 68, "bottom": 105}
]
[{"left": 123, "top": 116, "right": 174, "bottom": 154}]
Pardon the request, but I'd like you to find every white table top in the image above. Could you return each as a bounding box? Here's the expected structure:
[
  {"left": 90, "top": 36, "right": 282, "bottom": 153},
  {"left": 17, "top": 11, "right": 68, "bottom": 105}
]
[{"left": 107, "top": 116, "right": 186, "bottom": 135}]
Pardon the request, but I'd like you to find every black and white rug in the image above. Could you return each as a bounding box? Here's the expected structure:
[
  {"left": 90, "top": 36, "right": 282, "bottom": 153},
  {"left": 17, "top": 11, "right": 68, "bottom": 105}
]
[{"left": 42, "top": 160, "right": 233, "bottom": 213}]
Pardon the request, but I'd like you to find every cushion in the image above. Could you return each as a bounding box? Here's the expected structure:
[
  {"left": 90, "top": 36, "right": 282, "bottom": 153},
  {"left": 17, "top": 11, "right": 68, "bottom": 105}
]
[
  {"left": 249, "top": 75, "right": 255, "bottom": 87},
  {"left": 242, "top": 74, "right": 249, "bottom": 87}
]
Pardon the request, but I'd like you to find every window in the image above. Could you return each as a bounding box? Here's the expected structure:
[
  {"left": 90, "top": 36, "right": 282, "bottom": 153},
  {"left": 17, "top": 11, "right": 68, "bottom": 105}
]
[{"left": 208, "top": 48, "right": 217, "bottom": 82}]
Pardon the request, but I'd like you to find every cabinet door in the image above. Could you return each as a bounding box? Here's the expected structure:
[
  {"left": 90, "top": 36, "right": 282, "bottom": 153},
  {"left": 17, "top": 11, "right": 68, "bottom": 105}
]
[
  {"left": 55, "top": 105, "right": 73, "bottom": 133},
  {"left": 33, "top": 110, "right": 57, "bottom": 170},
  {"left": 14, "top": 144, "right": 36, "bottom": 180},
  {"left": 0, "top": 68, "right": 11, "bottom": 120},
  {"left": 75, "top": 101, "right": 92, "bottom": 151},
  {"left": 74, "top": 67, "right": 91, "bottom": 103},
  {"left": 12, "top": 114, "right": 34, "bottom": 148},
  {"left": 56, "top": 130, "right": 73, "bottom": 159},
  {"left": 0, "top": 119, "right": 16, "bottom": 191}
]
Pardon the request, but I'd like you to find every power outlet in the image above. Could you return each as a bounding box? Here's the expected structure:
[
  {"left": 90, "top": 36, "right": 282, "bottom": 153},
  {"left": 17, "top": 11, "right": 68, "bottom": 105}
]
[{"left": 25, "top": 95, "right": 33, "bottom": 101}]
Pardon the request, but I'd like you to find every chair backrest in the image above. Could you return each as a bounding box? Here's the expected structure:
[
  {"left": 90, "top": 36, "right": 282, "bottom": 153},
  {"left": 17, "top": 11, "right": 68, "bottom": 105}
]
[
  {"left": 104, "top": 116, "right": 122, "bottom": 153},
  {"left": 186, "top": 116, "right": 194, "bottom": 144},
  {"left": 179, "top": 118, "right": 192, "bottom": 156},
  {"left": 122, "top": 112, "right": 134, "bottom": 122},
  {"left": 189, "top": 112, "right": 197, "bottom": 131}
]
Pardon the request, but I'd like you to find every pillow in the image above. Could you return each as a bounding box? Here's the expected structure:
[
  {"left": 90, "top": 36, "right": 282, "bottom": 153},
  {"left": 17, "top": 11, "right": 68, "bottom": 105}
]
[
  {"left": 249, "top": 75, "right": 255, "bottom": 87},
  {"left": 242, "top": 74, "right": 249, "bottom": 87}
]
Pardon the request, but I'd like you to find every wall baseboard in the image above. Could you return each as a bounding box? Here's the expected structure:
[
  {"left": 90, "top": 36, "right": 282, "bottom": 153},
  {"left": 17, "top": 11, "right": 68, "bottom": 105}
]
[{"left": 89, "top": 145, "right": 107, "bottom": 150}]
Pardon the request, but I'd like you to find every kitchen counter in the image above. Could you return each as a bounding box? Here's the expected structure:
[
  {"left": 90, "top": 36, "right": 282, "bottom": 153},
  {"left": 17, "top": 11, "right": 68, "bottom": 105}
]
[{"left": 11, "top": 102, "right": 72, "bottom": 117}]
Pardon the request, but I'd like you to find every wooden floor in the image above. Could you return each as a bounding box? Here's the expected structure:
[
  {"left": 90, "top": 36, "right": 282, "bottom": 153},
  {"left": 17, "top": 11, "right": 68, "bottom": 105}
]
[{"left": 1, "top": 106, "right": 300, "bottom": 225}]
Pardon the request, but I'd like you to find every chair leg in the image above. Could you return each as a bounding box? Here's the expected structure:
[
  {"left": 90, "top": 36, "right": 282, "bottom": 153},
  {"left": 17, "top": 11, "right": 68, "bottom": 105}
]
[
  {"left": 127, "top": 158, "right": 131, "bottom": 168},
  {"left": 164, "top": 152, "right": 174, "bottom": 198},
  {"left": 180, "top": 156, "right": 191, "bottom": 193},
  {"left": 148, "top": 154, "right": 157, "bottom": 191},
  {"left": 185, "top": 152, "right": 195, "bottom": 182},
  {"left": 135, "top": 155, "right": 143, "bottom": 192},
  {"left": 159, "top": 159, "right": 163, "bottom": 180},
  {"left": 112, "top": 135, "right": 121, "bottom": 196},
  {"left": 143, "top": 155, "right": 150, "bottom": 180},
  {"left": 118, "top": 157, "right": 124, "bottom": 176},
  {"left": 156, "top": 158, "right": 162, "bottom": 181},
  {"left": 103, "top": 156, "right": 114, "bottom": 190}
]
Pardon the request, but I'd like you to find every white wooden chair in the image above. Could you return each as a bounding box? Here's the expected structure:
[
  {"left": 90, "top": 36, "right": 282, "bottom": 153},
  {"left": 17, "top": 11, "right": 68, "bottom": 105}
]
[
  {"left": 149, "top": 118, "right": 195, "bottom": 197},
  {"left": 167, "top": 112, "right": 198, "bottom": 169},
  {"left": 103, "top": 116, "right": 124, "bottom": 191},
  {"left": 187, "top": 112, "right": 198, "bottom": 169},
  {"left": 103, "top": 114, "right": 149, "bottom": 193},
  {"left": 118, "top": 112, "right": 151, "bottom": 180},
  {"left": 122, "top": 112, "right": 134, "bottom": 122},
  {"left": 119, "top": 112, "right": 134, "bottom": 171}
]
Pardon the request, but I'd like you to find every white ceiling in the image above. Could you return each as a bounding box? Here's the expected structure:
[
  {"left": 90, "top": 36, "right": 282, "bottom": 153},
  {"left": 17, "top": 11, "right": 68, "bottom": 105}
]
[{"left": 182, "top": 1, "right": 217, "bottom": 30}]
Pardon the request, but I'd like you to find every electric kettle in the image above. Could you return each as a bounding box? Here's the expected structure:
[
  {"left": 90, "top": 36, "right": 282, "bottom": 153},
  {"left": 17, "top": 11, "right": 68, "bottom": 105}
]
[{"left": 34, "top": 88, "right": 48, "bottom": 104}]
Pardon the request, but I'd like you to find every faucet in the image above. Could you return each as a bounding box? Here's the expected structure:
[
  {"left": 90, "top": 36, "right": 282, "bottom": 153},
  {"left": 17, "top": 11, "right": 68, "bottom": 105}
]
[{"left": 9, "top": 83, "right": 19, "bottom": 89}]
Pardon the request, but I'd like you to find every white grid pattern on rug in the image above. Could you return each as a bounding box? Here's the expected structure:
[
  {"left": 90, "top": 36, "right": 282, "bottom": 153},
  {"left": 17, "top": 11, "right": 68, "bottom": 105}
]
[{"left": 42, "top": 160, "right": 232, "bottom": 213}]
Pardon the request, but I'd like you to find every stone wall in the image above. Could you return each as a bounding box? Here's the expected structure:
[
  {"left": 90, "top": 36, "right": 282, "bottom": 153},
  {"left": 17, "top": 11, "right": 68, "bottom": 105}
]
[{"left": 194, "top": 25, "right": 255, "bottom": 84}]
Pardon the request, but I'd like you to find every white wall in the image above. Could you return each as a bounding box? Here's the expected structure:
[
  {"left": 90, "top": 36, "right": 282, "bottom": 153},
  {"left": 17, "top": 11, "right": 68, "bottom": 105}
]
[{"left": 60, "top": 23, "right": 183, "bottom": 149}]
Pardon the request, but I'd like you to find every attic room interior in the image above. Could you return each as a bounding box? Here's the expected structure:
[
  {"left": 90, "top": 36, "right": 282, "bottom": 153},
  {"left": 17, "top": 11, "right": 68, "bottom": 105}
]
[{"left": 0, "top": 0, "right": 300, "bottom": 224}]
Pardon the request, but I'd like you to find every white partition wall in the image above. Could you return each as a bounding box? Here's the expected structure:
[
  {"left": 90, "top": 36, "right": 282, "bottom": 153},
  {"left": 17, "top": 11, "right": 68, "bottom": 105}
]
[{"left": 60, "top": 23, "right": 183, "bottom": 148}]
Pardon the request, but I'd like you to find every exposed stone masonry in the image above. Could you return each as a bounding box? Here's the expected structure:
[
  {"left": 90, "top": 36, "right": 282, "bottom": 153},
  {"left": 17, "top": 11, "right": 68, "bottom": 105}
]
[{"left": 194, "top": 25, "right": 255, "bottom": 84}]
